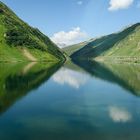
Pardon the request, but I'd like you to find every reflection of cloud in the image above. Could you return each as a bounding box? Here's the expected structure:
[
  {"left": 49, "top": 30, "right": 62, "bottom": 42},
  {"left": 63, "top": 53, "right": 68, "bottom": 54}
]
[
  {"left": 109, "top": 106, "right": 132, "bottom": 123},
  {"left": 52, "top": 68, "right": 88, "bottom": 89}
]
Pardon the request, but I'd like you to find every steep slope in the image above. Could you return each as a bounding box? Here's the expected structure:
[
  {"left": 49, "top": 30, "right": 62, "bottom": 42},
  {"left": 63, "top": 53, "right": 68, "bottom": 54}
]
[
  {"left": 0, "top": 2, "right": 65, "bottom": 62},
  {"left": 67, "top": 23, "right": 140, "bottom": 62},
  {"left": 62, "top": 41, "right": 89, "bottom": 56}
]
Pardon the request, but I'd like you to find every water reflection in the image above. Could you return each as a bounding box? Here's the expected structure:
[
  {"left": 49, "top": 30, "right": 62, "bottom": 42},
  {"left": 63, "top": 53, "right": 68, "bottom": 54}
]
[
  {"left": 108, "top": 106, "right": 132, "bottom": 123},
  {"left": 0, "top": 61, "right": 140, "bottom": 140},
  {"left": 0, "top": 62, "right": 62, "bottom": 114},
  {"left": 52, "top": 67, "right": 89, "bottom": 89},
  {"left": 73, "top": 60, "right": 140, "bottom": 96}
]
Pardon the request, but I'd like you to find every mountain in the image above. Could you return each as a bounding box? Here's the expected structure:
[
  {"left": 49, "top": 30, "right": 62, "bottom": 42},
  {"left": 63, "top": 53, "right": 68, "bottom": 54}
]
[
  {"left": 62, "top": 41, "right": 89, "bottom": 56},
  {"left": 0, "top": 2, "right": 65, "bottom": 62},
  {"left": 65, "top": 23, "right": 140, "bottom": 62}
]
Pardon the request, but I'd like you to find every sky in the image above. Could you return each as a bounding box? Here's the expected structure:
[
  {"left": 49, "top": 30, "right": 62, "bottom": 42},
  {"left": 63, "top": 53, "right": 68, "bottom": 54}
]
[{"left": 1, "top": 0, "right": 140, "bottom": 47}]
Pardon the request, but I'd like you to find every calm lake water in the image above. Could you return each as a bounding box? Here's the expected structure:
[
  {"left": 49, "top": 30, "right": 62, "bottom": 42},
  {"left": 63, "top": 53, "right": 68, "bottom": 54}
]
[{"left": 0, "top": 61, "right": 140, "bottom": 140}]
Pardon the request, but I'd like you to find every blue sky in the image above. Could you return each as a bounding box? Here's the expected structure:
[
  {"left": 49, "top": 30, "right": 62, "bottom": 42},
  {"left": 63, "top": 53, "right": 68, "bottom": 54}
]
[{"left": 1, "top": 0, "right": 140, "bottom": 47}]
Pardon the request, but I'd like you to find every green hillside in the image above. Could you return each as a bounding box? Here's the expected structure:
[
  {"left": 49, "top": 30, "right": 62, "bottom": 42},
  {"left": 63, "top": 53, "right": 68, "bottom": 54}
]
[
  {"left": 0, "top": 2, "right": 65, "bottom": 62},
  {"left": 65, "top": 23, "right": 140, "bottom": 62},
  {"left": 62, "top": 41, "right": 89, "bottom": 56}
]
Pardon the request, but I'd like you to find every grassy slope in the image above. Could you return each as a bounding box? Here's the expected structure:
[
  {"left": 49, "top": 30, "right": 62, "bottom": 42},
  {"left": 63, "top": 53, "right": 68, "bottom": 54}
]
[
  {"left": 65, "top": 23, "right": 140, "bottom": 61},
  {"left": 0, "top": 2, "right": 65, "bottom": 62},
  {"left": 62, "top": 41, "right": 89, "bottom": 56}
]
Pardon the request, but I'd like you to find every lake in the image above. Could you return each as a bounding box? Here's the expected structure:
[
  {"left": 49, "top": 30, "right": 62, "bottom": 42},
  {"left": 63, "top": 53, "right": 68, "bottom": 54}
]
[{"left": 0, "top": 61, "right": 140, "bottom": 140}]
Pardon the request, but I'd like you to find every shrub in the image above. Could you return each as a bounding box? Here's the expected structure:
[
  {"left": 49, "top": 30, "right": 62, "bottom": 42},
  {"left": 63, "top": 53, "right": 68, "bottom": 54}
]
[{"left": 0, "top": 8, "right": 4, "bottom": 13}]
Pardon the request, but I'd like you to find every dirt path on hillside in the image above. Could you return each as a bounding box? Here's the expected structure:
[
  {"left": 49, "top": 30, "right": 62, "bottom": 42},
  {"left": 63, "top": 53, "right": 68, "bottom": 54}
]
[{"left": 23, "top": 48, "right": 37, "bottom": 61}]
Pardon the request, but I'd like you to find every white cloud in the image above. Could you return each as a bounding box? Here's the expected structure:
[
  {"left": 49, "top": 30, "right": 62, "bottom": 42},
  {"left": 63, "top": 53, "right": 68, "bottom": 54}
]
[
  {"left": 51, "top": 27, "right": 88, "bottom": 48},
  {"left": 109, "top": 106, "right": 132, "bottom": 123},
  {"left": 52, "top": 68, "right": 88, "bottom": 89},
  {"left": 108, "top": 0, "right": 134, "bottom": 11},
  {"left": 77, "top": 1, "right": 83, "bottom": 5}
]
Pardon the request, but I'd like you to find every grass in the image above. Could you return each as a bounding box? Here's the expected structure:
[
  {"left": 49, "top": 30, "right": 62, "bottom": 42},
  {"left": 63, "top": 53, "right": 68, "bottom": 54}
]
[
  {"left": 0, "top": 2, "right": 65, "bottom": 62},
  {"left": 64, "top": 23, "right": 140, "bottom": 62},
  {"left": 62, "top": 41, "right": 89, "bottom": 56}
]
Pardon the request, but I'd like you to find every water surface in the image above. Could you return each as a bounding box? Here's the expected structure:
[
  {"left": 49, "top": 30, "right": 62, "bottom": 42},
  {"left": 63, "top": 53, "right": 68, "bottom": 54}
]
[{"left": 0, "top": 61, "right": 140, "bottom": 140}]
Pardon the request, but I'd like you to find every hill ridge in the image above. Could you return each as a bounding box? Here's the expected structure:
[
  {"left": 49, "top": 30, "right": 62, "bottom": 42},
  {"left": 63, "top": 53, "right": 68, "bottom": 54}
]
[
  {"left": 64, "top": 23, "right": 140, "bottom": 62},
  {"left": 0, "top": 2, "right": 65, "bottom": 62}
]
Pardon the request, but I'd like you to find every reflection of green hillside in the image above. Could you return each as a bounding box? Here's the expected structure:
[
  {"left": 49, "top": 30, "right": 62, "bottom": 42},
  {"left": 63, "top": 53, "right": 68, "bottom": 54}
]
[
  {"left": 64, "top": 60, "right": 86, "bottom": 73},
  {"left": 73, "top": 60, "right": 140, "bottom": 96},
  {"left": 102, "top": 63, "right": 140, "bottom": 95},
  {"left": 0, "top": 62, "right": 62, "bottom": 114}
]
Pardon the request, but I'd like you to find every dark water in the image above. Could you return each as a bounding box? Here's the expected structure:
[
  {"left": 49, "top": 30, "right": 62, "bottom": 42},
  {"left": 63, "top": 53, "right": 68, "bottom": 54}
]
[{"left": 0, "top": 61, "right": 140, "bottom": 140}]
